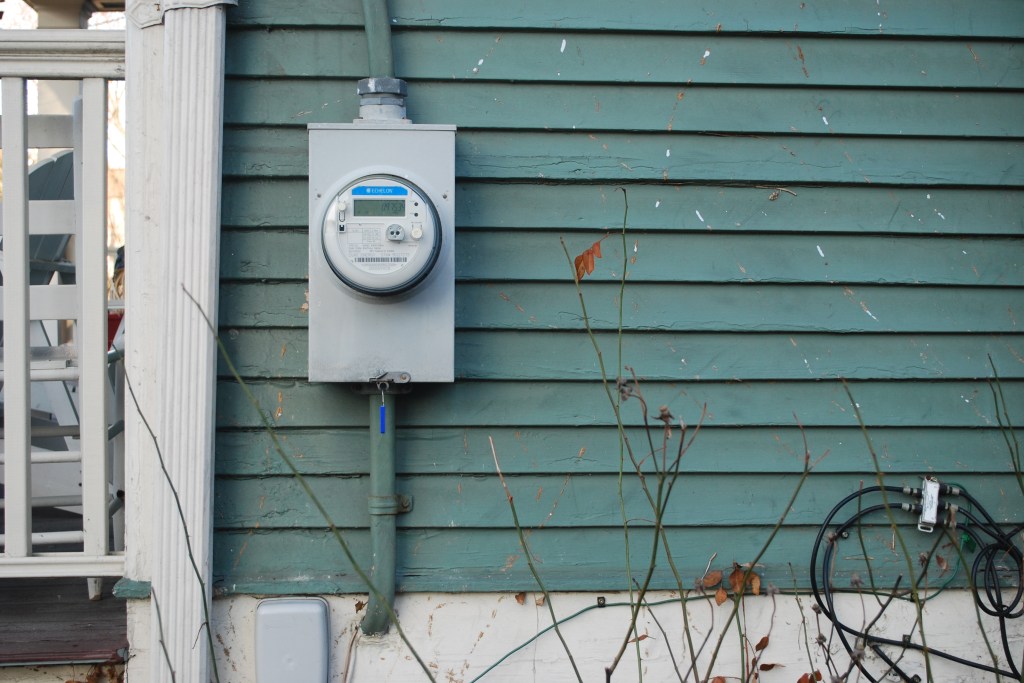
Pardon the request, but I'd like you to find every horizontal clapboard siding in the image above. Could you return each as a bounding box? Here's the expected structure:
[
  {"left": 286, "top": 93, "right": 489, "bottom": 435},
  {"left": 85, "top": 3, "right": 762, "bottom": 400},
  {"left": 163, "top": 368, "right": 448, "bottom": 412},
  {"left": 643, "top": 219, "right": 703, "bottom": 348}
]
[
  {"left": 213, "top": 525, "right": 971, "bottom": 595},
  {"left": 218, "top": 0, "right": 1024, "bottom": 594},
  {"left": 215, "top": 427, "right": 1018, "bottom": 475},
  {"left": 225, "top": 128, "right": 1024, "bottom": 185},
  {"left": 224, "top": 181, "right": 1024, "bottom": 234},
  {"left": 226, "top": 31, "right": 1024, "bottom": 88},
  {"left": 228, "top": 0, "right": 1024, "bottom": 38},
  {"left": 219, "top": 330, "right": 1022, "bottom": 380},
  {"left": 223, "top": 231, "right": 1024, "bottom": 284}
]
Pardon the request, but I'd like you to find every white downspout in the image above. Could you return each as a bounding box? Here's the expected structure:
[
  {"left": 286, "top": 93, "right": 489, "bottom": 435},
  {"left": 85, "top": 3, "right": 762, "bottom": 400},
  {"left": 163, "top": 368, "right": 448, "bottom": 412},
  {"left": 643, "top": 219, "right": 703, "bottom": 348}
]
[{"left": 124, "top": 0, "right": 233, "bottom": 681}]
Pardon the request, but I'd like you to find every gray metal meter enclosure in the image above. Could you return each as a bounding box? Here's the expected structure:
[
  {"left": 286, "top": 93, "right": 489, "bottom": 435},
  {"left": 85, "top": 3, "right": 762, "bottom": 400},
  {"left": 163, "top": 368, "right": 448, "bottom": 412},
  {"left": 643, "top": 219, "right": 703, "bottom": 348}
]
[{"left": 307, "top": 123, "right": 455, "bottom": 382}]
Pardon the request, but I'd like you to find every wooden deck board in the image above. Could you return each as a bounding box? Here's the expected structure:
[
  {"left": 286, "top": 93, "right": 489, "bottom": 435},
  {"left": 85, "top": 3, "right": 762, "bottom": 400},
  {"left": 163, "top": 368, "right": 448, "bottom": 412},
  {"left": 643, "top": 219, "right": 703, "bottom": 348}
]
[
  {"left": 0, "top": 508, "right": 126, "bottom": 666},
  {"left": 0, "top": 576, "right": 126, "bottom": 665}
]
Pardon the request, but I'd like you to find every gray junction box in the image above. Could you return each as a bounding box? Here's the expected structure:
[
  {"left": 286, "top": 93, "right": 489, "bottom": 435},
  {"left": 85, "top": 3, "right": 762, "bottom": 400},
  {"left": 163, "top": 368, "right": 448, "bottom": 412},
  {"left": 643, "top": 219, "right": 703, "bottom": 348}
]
[{"left": 307, "top": 123, "right": 456, "bottom": 382}]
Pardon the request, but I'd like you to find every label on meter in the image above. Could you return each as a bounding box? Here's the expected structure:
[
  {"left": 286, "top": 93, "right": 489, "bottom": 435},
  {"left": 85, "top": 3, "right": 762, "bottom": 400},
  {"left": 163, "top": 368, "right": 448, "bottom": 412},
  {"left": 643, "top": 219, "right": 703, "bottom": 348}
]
[
  {"left": 344, "top": 223, "right": 414, "bottom": 275},
  {"left": 321, "top": 175, "right": 441, "bottom": 295}
]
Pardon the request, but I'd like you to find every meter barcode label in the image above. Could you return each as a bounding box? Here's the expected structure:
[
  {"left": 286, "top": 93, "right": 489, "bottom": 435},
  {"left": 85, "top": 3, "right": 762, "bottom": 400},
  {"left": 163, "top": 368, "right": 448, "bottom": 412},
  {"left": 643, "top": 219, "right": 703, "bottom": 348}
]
[{"left": 355, "top": 256, "right": 409, "bottom": 263}]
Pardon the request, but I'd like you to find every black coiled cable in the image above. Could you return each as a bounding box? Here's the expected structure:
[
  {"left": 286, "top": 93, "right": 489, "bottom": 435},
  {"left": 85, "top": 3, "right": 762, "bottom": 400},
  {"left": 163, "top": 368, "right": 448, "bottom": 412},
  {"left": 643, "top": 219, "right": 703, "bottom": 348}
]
[{"left": 810, "top": 484, "right": 1022, "bottom": 682}]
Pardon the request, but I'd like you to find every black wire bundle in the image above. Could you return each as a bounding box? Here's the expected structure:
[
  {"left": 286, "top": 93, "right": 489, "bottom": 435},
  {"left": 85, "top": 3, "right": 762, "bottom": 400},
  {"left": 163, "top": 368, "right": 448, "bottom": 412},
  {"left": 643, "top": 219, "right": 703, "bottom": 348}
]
[{"left": 809, "top": 484, "right": 1023, "bottom": 682}]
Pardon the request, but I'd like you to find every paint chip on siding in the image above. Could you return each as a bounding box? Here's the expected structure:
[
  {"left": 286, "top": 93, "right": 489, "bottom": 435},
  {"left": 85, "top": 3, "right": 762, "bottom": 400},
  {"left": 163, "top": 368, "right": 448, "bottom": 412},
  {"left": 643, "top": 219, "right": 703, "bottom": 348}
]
[
  {"left": 666, "top": 149, "right": 671, "bottom": 157},
  {"left": 655, "top": 200, "right": 661, "bottom": 208},
  {"left": 822, "top": 115, "right": 829, "bottom": 126},
  {"left": 695, "top": 209, "right": 705, "bottom": 222},
  {"left": 560, "top": 39, "right": 567, "bottom": 53},
  {"left": 816, "top": 245, "right": 825, "bottom": 258}
]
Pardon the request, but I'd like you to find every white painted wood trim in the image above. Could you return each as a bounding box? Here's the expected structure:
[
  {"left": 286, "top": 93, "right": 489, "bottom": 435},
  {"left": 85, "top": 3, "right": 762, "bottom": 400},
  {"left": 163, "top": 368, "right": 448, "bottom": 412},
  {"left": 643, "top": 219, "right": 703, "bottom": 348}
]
[
  {"left": 77, "top": 77, "right": 111, "bottom": 563},
  {"left": 122, "top": 2, "right": 163, "bottom": 587},
  {"left": 0, "top": 30, "right": 125, "bottom": 79},
  {"left": 144, "top": 6, "right": 227, "bottom": 683},
  {"left": 0, "top": 77, "right": 32, "bottom": 559},
  {"left": 0, "top": 554, "right": 124, "bottom": 578}
]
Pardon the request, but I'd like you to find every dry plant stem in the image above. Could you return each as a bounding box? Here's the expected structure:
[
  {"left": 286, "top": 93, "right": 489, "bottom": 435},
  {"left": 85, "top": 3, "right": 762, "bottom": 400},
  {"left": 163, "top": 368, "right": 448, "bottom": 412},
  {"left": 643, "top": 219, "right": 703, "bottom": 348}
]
[
  {"left": 561, "top": 190, "right": 646, "bottom": 674},
  {"left": 123, "top": 374, "right": 220, "bottom": 683},
  {"left": 182, "top": 288, "right": 437, "bottom": 683},
  {"left": 619, "top": 371, "right": 702, "bottom": 592},
  {"left": 941, "top": 526, "right": 1005, "bottom": 676},
  {"left": 852, "top": 480, "right": 887, "bottom": 608},
  {"left": 636, "top": 587, "right": 685, "bottom": 682},
  {"left": 605, "top": 371, "right": 705, "bottom": 681},
  {"left": 988, "top": 356, "right": 1024, "bottom": 498},
  {"left": 678, "top": 583, "right": 701, "bottom": 682},
  {"left": 701, "top": 414, "right": 815, "bottom": 680},
  {"left": 681, "top": 597, "right": 717, "bottom": 682},
  {"left": 605, "top": 416, "right": 689, "bottom": 679},
  {"left": 735, "top": 606, "right": 748, "bottom": 681},
  {"left": 150, "top": 590, "right": 176, "bottom": 682},
  {"left": 489, "top": 437, "right": 584, "bottom": 683},
  {"left": 748, "top": 593, "right": 779, "bottom": 681},
  {"left": 790, "top": 568, "right": 818, "bottom": 677},
  {"left": 813, "top": 611, "right": 841, "bottom": 680},
  {"left": 614, "top": 192, "right": 645, "bottom": 683},
  {"left": 842, "top": 381, "right": 933, "bottom": 682}
]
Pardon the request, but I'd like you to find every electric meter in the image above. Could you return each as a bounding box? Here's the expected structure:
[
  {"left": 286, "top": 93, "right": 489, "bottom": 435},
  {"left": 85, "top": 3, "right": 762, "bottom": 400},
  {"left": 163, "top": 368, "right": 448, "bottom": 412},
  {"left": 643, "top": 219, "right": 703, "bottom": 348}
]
[
  {"left": 321, "top": 175, "right": 441, "bottom": 296},
  {"left": 307, "top": 123, "right": 455, "bottom": 383}
]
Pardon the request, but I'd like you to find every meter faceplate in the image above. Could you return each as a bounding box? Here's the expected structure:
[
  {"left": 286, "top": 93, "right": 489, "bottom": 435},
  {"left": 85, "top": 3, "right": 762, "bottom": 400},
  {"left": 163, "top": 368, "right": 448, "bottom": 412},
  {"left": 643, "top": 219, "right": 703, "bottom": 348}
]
[
  {"left": 308, "top": 123, "right": 455, "bottom": 383},
  {"left": 321, "top": 175, "right": 442, "bottom": 295}
]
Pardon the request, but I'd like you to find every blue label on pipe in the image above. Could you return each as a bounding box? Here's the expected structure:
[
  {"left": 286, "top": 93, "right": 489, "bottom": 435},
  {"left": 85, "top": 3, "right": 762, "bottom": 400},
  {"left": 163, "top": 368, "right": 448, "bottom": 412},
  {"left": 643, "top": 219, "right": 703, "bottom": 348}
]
[
  {"left": 353, "top": 186, "right": 408, "bottom": 196},
  {"left": 380, "top": 405, "right": 386, "bottom": 434}
]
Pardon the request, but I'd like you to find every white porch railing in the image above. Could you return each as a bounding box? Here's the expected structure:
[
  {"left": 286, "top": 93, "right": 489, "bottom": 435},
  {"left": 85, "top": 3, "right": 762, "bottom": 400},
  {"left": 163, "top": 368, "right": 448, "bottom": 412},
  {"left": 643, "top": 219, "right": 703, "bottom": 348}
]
[{"left": 0, "top": 30, "right": 126, "bottom": 581}]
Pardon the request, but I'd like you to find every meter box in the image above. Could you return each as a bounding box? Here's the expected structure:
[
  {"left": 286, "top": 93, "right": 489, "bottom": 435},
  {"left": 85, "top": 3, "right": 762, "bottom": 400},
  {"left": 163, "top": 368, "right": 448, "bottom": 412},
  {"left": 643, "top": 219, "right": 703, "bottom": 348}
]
[{"left": 308, "top": 123, "right": 455, "bottom": 382}]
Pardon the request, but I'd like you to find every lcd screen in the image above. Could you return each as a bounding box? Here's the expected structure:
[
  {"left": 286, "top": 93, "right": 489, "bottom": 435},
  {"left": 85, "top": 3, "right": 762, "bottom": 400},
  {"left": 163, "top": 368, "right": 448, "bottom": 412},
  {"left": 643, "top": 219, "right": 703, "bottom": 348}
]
[{"left": 353, "top": 199, "right": 405, "bottom": 217}]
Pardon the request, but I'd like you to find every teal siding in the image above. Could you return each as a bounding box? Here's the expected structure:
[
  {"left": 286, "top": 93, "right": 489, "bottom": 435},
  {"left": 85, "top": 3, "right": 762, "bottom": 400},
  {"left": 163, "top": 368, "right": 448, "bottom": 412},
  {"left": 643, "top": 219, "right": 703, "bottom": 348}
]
[{"left": 217, "top": 0, "right": 1024, "bottom": 594}]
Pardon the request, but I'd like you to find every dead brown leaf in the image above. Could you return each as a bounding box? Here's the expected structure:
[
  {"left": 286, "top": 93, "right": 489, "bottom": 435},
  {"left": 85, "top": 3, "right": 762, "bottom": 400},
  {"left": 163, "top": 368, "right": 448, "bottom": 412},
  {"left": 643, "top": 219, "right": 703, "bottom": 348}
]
[
  {"left": 727, "top": 561, "right": 762, "bottom": 597},
  {"left": 514, "top": 591, "right": 526, "bottom": 605},
  {"left": 573, "top": 239, "right": 606, "bottom": 281},
  {"left": 728, "top": 563, "right": 745, "bottom": 593},
  {"left": 714, "top": 586, "right": 728, "bottom": 606},
  {"left": 702, "top": 569, "right": 723, "bottom": 588},
  {"left": 754, "top": 635, "right": 769, "bottom": 651}
]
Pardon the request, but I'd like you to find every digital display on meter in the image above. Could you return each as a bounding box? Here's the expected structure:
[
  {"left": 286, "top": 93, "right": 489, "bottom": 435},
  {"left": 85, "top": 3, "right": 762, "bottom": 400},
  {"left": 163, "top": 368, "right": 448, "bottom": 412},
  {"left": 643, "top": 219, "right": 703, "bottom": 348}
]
[{"left": 353, "top": 199, "right": 405, "bottom": 217}]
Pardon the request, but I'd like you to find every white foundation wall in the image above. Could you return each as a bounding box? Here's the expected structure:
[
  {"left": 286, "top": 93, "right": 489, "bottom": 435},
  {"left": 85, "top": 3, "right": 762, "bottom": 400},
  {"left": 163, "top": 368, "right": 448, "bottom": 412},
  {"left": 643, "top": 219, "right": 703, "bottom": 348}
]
[
  {"left": 0, "top": 590, "right": 1017, "bottom": 682},
  {"left": 118, "top": 590, "right": 1022, "bottom": 682}
]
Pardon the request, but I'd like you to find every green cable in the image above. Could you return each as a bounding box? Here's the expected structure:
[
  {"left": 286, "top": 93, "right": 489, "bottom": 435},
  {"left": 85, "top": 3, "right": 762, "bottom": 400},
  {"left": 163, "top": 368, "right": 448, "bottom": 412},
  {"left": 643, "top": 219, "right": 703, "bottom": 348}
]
[{"left": 469, "top": 594, "right": 727, "bottom": 682}]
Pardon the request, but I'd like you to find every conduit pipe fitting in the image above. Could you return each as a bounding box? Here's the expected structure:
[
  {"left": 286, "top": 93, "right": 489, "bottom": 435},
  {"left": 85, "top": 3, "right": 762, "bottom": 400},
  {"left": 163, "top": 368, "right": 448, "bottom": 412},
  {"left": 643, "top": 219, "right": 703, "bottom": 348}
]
[{"left": 356, "top": 77, "right": 409, "bottom": 123}]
